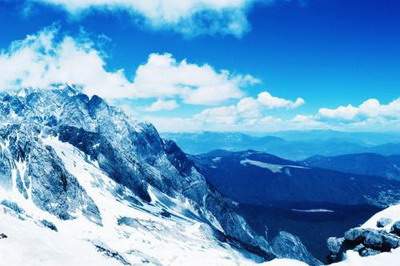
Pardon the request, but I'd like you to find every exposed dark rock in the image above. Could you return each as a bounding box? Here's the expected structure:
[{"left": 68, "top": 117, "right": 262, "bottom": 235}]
[
  {"left": 359, "top": 248, "right": 381, "bottom": 257},
  {"left": 41, "top": 220, "right": 58, "bottom": 232},
  {"left": 1, "top": 200, "right": 25, "bottom": 215},
  {"left": 0, "top": 233, "right": 7, "bottom": 239},
  {"left": 391, "top": 221, "right": 400, "bottom": 236},
  {"left": 327, "top": 237, "right": 344, "bottom": 255},
  {"left": 377, "top": 217, "right": 392, "bottom": 228},
  {"left": 94, "top": 243, "right": 131, "bottom": 265},
  {"left": 344, "top": 228, "right": 367, "bottom": 242},
  {"left": 328, "top": 226, "right": 400, "bottom": 262},
  {"left": 272, "top": 231, "right": 322, "bottom": 266}
]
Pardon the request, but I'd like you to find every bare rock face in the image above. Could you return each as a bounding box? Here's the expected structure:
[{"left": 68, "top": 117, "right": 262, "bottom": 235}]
[
  {"left": 0, "top": 124, "right": 101, "bottom": 223},
  {"left": 272, "top": 231, "right": 322, "bottom": 266}
]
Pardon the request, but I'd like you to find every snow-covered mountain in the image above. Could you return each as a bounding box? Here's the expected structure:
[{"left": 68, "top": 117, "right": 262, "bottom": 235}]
[{"left": 0, "top": 86, "right": 311, "bottom": 266}]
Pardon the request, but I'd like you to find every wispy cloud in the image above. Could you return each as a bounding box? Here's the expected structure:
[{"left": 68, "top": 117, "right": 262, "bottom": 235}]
[
  {"left": 27, "top": 0, "right": 270, "bottom": 37},
  {"left": 145, "top": 99, "right": 179, "bottom": 112}
]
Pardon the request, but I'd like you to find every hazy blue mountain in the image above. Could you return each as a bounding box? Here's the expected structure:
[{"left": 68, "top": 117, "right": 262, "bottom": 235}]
[
  {"left": 163, "top": 132, "right": 400, "bottom": 160},
  {"left": 268, "top": 130, "right": 400, "bottom": 146},
  {"left": 303, "top": 153, "right": 400, "bottom": 181}
]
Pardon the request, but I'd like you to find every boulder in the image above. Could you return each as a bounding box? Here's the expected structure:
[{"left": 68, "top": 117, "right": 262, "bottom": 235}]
[
  {"left": 391, "top": 221, "right": 400, "bottom": 236},
  {"left": 344, "top": 228, "right": 366, "bottom": 243},
  {"left": 327, "top": 237, "right": 344, "bottom": 254},
  {"left": 382, "top": 233, "right": 400, "bottom": 250},
  {"left": 359, "top": 248, "right": 381, "bottom": 257},
  {"left": 377, "top": 217, "right": 392, "bottom": 228},
  {"left": 363, "top": 230, "right": 384, "bottom": 249}
]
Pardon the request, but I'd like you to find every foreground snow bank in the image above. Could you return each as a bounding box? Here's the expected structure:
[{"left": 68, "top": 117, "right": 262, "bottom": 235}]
[{"left": 333, "top": 204, "right": 400, "bottom": 266}]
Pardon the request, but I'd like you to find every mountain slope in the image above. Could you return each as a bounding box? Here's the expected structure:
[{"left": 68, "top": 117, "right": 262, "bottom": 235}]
[
  {"left": 303, "top": 153, "right": 400, "bottom": 181},
  {"left": 0, "top": 86, "right": 314, "bottom": 265}
]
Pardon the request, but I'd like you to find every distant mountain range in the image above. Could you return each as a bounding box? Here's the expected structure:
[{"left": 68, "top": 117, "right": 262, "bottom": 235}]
[
  {"left": 192, "top": 149, "right": 400, "bottom": 262},
  {"left": 302, "top": 153, "right": 400, "bottom": 181},
  {"left": 163, "top": 132, "right": 400, "bottom": 160},
  {"left": 192, "top": 150, "right": 400, "bottom": 207}
]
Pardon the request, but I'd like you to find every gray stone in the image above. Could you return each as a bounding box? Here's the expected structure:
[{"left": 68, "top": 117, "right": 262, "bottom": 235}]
[
  {"left": 272, "top": 231, "right": 321, "bottom": 266},
  {"left": 363, "top": 230, "right": 384, "bottom": 249},
  {"left": 377, "top": 217, "right": 392, "bottom": 228},
  {"left": 327, "top": 237, "right": 344, "bottom": 254},
  {"left": 344, "top": 228, "right": 366, "bottom": 243},
  {"left": 391, "top": 221, "right": 400, "bottom": 236},
  {"left": 359, "top": 248, "right": 381, "bottom": 257}
]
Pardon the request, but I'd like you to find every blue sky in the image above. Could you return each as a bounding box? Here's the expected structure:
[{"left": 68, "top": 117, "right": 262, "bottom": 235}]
[{"left": 0, "top": 0, "right": 400, "bottom": 132}]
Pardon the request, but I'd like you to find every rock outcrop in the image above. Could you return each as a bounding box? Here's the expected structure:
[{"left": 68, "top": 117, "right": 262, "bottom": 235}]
[{"left": 327, "top": 220, "right": 400, "bottom": 263}]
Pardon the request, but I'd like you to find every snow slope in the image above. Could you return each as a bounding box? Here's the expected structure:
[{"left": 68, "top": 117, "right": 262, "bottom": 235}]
[
  {"left": 0, "top": 135, "right": 306, "bottom": 266},
  {"left": 0, "top": 136, "right": 254, "bottom": 266}
]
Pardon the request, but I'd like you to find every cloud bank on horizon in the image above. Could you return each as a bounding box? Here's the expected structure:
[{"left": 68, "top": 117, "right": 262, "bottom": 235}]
[
  {"left": 0, "top": 26, "right": 399, "bottom": 132},
  {"left": 27, "top": 0, "right": 267, "bottom": 37}
]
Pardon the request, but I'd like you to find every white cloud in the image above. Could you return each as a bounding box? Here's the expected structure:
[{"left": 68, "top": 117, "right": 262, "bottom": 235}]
[
  {"left": 28, "top": 0, "right": 265, "bottom": 37},
  {"left": 318, "top": 98, "right": 400, "bottom": 121},
  {"left": 145, "top": 99, "right": 179, "bottom": 112},
  {"left": 257, "top": 91, "right": 305, "bottom": 109},
  {"left": 133, "top": 53, "right": 259, "bottom": 105},
  {"left": 192, "top": 90, "right": 305, "bottom": 127},
  {"left": 0, "top": 26, "right": 135, "bottom": 99},
  {"left": 0, "top": 27, "right": 257, "bottom": 104}
]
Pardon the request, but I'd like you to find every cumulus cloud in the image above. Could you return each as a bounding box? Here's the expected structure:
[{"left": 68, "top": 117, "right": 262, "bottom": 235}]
[
  {"left": 145, "top": 99, "right": 179, "bottom": 112},
  {"left": 134, "top": 53, "right": 258, "bottom": 105},
  {"left": 318, "top": 98, "right": 400, "bottom": 121},
  {"left": 0, "top": 26, "right": 135, "bottom": 99},
  {"left": 0, "top": 27, "right": 257, "bottom": 104},
  {"left": 28, "top": 0, "right": 265, "bottom": 36},
  {"left": 257, "top": 91, "right": 305, "bottom": 109},
  {"left": 193, "top": 91, "right": 304, "bottom": 127}
]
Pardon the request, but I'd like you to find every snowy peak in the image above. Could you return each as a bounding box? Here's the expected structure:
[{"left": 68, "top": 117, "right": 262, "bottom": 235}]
[{"left": 0, "top": 87, "right": 287, "bottom": 265}]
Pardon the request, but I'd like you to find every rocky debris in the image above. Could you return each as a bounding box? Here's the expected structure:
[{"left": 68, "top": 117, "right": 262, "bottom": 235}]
[
  {"left": 377, "top": 217, "right": 392, "bottom": 228},
  {"left": 0, "top": 233, "right": 7, "bottom": 239},
  {"left": 1, "top": 200, "right": 25, "bottom": 215},
  {"left": 93, "top": 242, "right": 131, "bottom": 265},
  {"left": 327, "top": 224, "right": 400, "bottom": 263}
]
